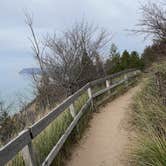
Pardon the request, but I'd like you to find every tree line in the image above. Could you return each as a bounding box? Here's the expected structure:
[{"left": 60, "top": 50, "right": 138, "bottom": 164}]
[{"left": 105, "top": 44, "right": 144, "bottom": 75}]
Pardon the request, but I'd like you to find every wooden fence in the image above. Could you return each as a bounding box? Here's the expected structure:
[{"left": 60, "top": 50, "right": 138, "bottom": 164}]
[{"left": 0, "top": 69, "right": 140, "bottom": 166}]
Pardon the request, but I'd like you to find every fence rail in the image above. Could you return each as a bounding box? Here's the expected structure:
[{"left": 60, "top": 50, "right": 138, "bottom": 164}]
[{"left": 0, "top": 69, "right": 140, "bottom": 166}]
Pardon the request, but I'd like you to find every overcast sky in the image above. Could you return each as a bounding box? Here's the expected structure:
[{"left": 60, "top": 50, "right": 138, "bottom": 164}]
[{"left": 0, "top": 0, "right": 151, "bottom": 60}]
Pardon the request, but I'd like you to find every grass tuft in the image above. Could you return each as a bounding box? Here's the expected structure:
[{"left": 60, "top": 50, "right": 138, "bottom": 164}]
[{"left": 130, "top": 62, "right": 166, "bottom": 166}]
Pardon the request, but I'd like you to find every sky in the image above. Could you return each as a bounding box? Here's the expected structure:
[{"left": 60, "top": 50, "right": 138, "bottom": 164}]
[
  {"left": 0, "top": 0, "right": 153, "bottom": 111},
  {"left": 0, "top": 0, "right": 151, "bottom": 60}
]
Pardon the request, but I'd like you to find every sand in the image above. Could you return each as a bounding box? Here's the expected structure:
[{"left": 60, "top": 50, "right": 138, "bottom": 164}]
[{"left": 66, "top": 86, "right": 140, "bottom": 166}]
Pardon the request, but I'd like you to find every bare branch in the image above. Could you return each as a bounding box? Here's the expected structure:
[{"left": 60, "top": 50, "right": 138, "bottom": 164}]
[{"left": 132, "top": 1, "right": 166, "bottom": 41}]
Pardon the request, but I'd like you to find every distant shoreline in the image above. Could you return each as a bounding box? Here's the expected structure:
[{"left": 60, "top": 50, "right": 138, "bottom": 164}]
[{"left": 19, "top": 67, "right": 41, "bottom": 75}]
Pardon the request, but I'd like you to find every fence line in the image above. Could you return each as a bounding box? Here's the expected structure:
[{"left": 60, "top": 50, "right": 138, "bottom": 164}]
[{"left": 0, "top": 68, "right": 140, "bottom": 166}]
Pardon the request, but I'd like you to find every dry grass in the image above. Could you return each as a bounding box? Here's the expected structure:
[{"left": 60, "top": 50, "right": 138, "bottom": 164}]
[{"left": 129, "top": 63, "right": 166, "bottom": 166}]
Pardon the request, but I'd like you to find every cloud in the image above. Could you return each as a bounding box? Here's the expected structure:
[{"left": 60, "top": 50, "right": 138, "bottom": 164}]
[{"left": 0, "top": 0, "right": 150, "bottom": 58}]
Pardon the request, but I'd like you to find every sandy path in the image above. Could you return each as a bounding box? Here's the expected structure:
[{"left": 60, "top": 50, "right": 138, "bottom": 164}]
[{"left": 66, "top": 86, "right": 140, "bottom": 166}]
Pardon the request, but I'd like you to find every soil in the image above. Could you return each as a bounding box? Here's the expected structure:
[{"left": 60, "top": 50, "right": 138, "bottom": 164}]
[{"left": 66, "top": 86, "right": 140, "bottom": 166}]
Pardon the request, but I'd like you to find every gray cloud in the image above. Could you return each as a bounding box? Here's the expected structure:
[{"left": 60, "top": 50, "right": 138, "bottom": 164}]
[{"left": 0, "top": 0, "right": 150, "bottom": 58}]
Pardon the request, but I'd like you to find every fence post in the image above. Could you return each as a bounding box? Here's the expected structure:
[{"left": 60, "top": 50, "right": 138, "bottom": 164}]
[
  {"left": 106, "top": 80, "right": 111, "bottom": 94},
  {"left": 124, "top": 74, "right": 128, "bottom": 87},
  {"left": 21, "top": 132, "right": 37, "bottom": 166},
  {"left": 87, "top": 86, "right": 95, "bottom": 111},
  {"left": 69, "top": 103, "right": 76, "bottom": 118},
  {"left": 87, "top": 87, "right": 92, "bottom": 99},
  {"left": 69, "top": 102, "right": 80, "bottom": 133},
  {"left": 134, "top": 70, "right": 137, "bottom": 75}
]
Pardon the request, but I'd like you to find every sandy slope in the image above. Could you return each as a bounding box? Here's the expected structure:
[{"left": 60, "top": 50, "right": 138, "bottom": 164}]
[{"left": 66, "top": 86, "right": 140, "bottom": 166}]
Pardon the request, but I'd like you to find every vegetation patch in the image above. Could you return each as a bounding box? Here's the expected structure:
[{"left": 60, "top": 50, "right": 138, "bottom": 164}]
[{"left": 130, "top": 62, "right": 166, "bottom": 166}]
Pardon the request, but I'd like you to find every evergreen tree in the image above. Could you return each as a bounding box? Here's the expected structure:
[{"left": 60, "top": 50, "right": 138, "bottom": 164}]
[
  {"left": 109, "top": 43, "right": 118, "bottom": 58},
  {"left": 105, "top": 45, "right": 144, "bottom": 76},
  {"left": 121, "top": 50, "right": 130, "bottom": 69},
  {"left": 130, "top": 51, "right": 140, "bottom": 68},
  {"left": 79, "top": 51, "right": 96, "bottom": 86},
  {"left": 111, "top": 53, "right": 121, "bottom": 73},
  {"left": 95, "top": 54, "right": 105, "bottom": 78},
  {"left": 105, "top": 43, "right": 121, "bottom": 74}
]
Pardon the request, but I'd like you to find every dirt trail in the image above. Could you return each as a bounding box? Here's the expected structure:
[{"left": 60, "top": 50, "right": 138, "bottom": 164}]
[{"left": 66, "top": 86, "right": 140, "bottom": 166}]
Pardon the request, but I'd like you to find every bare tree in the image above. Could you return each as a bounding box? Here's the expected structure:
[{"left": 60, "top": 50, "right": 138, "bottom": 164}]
[
  {"left": 25, "top": 13, "right": 111, "bottom": 110},
  {"left": 25, "top": 13, "right": 58, "bottom": 110},
  {"left": 133, "top": 1, "right": 166, "bottom": 41},
  {"left": 132, "top": 1, "right": 166, "bottom": 105},
  {"left": 131, "top": 1, "right": 166, "bottom": 63},
  {"left": 45, "top": 21, "right": 110, "bottom": 95},
  {"left": 25, "top": 12, "right": 46, "bottom": 72}
]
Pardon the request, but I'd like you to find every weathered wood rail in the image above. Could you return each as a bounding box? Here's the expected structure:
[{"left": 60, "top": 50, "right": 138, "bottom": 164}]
[{"left": 0, "top": 69, "right": 140, "bottom": 166}]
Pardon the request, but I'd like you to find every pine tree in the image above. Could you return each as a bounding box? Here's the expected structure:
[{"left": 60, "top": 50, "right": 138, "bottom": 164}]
[
  {"left": 121, "top": 50, "right": 130, "bottom": 69},
  {"left": 95, "top": 54, "right": 105, "bottom": 78},
  {"left": 109, "top": 43, "right": 118, "bottom": 59},
  {"left": 130, "top": 51, "right": 140, "bottom": 68},
  {"left": 79, "top": 51, "right": 96, "bottom": 86},
  {"left": 105, "top": 43, "right": 121, "bottom": 74}
]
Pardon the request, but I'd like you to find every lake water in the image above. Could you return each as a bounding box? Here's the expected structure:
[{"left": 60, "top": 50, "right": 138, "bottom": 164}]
[{"left": 0, "top": 54, "right": 36, "bottom": 113}]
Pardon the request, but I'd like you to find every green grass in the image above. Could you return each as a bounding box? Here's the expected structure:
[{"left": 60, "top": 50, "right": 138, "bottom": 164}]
[
  {"left": 94, "top": 77, "right": 137, "bottom": 107},
  {"left": 130, "top": 62, "right": 166, "bottom": 166},
  {"left": 91, "top": 82, "right": 106, "bottom": 94},
  {"left": 7, "top": 91, "right": 91, "bottom": 166},
  {"left": 33, "top": 110, "right": 73, "bottom": 165},
  {"left": 130, "top": 131, "right": 166, "bottom": 166},
  {"left": 7, "top": 153, "right": 25, "bottom": 166}
]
